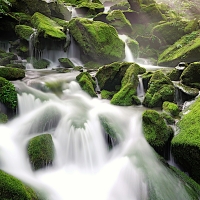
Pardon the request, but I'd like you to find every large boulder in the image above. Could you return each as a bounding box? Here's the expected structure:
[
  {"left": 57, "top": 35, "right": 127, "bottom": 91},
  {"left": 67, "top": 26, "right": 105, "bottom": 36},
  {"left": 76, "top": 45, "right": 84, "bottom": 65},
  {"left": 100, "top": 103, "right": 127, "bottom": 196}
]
[
  {"left": 0, "top": 67, "right": 25, "bottom": 80},
  {"left": 68, "top": 18, "right": 125, "bottom": 64},
  {"left": 142, "top": 109, "right": 173, "bottom": 158},
  {"left": 0, "top": 77, "right": 18, "bottom": 110},
  {"left": 171, "top": 96, "right": 200, "bottom": 184},
  {"left": 143, "top": 70, "right": 175, "bottom": 108},
  {"left": 27, "top": 134, "right": 55, "bottom": 171},
  {"left": 180, "top": 62, "right": 200, "bottom": 89},
  {"left": 110, "top": 63, "right": 146, "bottom": 106},
  {"left": 15, "top": 25, "right": 35, "bottom": 41},
  {"left": 0, "top": 170, "right": 41, "bottom": 200},
  {"left": 157, "top": 30, "right": 200, "bottom": 67}
]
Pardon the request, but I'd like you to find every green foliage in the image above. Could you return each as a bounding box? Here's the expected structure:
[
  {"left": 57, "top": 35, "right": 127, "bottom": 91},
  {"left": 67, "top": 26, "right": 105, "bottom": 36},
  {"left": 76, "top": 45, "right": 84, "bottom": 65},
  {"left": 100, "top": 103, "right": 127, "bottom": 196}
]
[
  {"left": 0, "top": 77, "right": 17, "bottom": 109},
  {"left": 0, "top": 0, "right": 11, "bottom": 16},
  {"left": 76, "top": 72, "right": 97, "bottom": 97},
  {"left": 142, "top": 109, "right": 173, "bottom": 156},
  {"left": 0, "top": 169, "right": 39, "bottom": 200},
  {"left": 27, "top": 134, "right": 54, "bottom": 171}
]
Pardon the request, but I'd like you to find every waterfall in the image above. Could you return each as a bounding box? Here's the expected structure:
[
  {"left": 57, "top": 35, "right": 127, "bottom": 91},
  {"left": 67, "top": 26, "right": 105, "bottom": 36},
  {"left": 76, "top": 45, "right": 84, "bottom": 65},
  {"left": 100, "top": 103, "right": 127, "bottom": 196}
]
[
  {"left": 118, "top": 34, "right": 135, "bottom": 62},
  {"left": 0, "top": 71, "right": 194, "bottom": 200},
  {"left": 0, "top": 40, "right": 10, "bottom": 52},
  {"left": 137, "top": 75, "right": 145, "bottom": 99}
]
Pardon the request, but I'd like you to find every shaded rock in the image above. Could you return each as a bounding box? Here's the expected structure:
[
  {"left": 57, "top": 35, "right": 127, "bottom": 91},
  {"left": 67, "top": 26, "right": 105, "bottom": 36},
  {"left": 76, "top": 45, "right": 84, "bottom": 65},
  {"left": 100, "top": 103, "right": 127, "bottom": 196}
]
[
  {"left": 58, "top": 58, "right": 75, "bottom": 68},
  {"left": 162, "top": 101, "right": 180, "bottom": 117}
]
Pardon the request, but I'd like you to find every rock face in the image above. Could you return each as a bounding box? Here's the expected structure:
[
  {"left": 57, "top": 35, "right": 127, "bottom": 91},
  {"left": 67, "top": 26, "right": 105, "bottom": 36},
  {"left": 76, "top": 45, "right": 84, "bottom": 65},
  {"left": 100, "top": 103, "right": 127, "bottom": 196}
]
[
  {"left": 171, "top": 96, "right": 200, "bottom": 184},
  {"left": 27, "top": 134, "right": 55, "bottom": 171},
  {"left": 143, "top": 70, "right": 175, "bottom": 108},
  {"left": 68, "top": 18, "right": 125, "bottom": 64}
]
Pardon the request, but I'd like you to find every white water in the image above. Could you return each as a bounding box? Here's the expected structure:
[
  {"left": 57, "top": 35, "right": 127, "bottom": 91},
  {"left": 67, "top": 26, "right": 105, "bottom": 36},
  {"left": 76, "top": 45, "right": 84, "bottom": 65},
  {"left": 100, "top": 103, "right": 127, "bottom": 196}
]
[{"left": 0, "top": 71, "right": 194, "bottom": 200}]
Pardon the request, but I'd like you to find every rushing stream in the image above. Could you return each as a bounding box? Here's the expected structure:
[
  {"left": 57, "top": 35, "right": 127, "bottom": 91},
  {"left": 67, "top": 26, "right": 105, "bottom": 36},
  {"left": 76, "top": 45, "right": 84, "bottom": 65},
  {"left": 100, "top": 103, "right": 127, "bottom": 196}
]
[{"left": 0, "top": 69, "right": 193, "bottom": 200}]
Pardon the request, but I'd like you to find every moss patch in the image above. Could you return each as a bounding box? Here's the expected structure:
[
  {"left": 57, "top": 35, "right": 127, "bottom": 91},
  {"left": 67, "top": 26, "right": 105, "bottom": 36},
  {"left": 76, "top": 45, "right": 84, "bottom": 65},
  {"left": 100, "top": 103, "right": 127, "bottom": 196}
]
[
  {"left": 0, "top": 67, "right": 25, "bottom": 80},
  {"left": 27, "top": 134, "right": 54, "bottom": 171},
  {"left": 15, "top": 25, "right": 34, "bottom": 41}
]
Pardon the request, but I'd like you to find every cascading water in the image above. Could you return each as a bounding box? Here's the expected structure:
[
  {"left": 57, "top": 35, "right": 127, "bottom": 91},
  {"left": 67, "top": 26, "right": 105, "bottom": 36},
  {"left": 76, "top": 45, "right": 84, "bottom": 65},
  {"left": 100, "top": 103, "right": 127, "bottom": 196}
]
[{"left": 0, "top": 70, "right": 194, "bottom": 200}]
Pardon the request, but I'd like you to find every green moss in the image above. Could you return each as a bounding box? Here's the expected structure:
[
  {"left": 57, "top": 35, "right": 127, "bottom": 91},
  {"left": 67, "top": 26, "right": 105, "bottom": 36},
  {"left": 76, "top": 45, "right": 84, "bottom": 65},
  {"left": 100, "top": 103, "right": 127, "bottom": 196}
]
[
  {"left": 162, "top": 101, "right": 180, "bottom": 117},
  {"left": 167, "top": 68, "right": 182, "bottom": 81},
  {"left": 0, "top": 77, "right": 17, "bottom": 110},
  {"left": 51, "top": 17, "right": 69, "bottom": 28},
  {"left": 143, "top": 70, "right": 175, "bottom": 108},
  {"left": 0, "top": 54, "right": 17, "bottom": 66},
  {"left": 27, "top": 134, "right": 54, "bottom": 171},
  {"left": 10, "top": 12, "right": 32, "bottom": 25},
  {"left": 96, "top": 62, "right": 131, "bottom": 91},
  {"left": 15, "top": 25, "right": 34, "bottom": 41},
  {"left": 171, "top": 96, "right": 200, "bottom": 184},
  {"left": 0, "top": 67, "right": 25, "bottom": 80},
  {"left": 180, "top": 62, "right": 200, "bottom": 89},
  {"left": 84, "top": 61, "right": 102, "bottom": 69},
  {"left": 101, "top": 90, "right": 115, "bottom": 99},
  {"left": 126, "top": 38, "right": 139, "bottom": 59},
  {"left": 111, "top": 83, "right": 141, "bottom": 106},
  {"left": 5, "top": 63, "right": 25, "bottom": 69},
  {"left": 0, "top": 112, "right": 8, "bottom": 123},
  {"left": 58, "top": 58, "right": 75, "bottom": 68},
  {"left": 76, "top": 72, "right": 97, "bottom": 97},
  {"left": 106, "top": 10, "right": 133, "bottom": 34},
  {"left": 33, "top": 59, "right": 50, "bottom": 69},
  {"left": 157, "top": 31, "right": 200, "bottom": 66},
  {"left": 160, "top": 112, "right": 175, "bottom": 125},
  {"left": 142, "top": 109, "right": 173, "bottom": 156},
  {"left": 68, "top": 18, "right": 125, "bottom": 63},
  {"left": 0, "top": 169, "right": 40, "bottom": 200},
  {"left": 31, "top": 12, "right": 66, "bottom": 40}
]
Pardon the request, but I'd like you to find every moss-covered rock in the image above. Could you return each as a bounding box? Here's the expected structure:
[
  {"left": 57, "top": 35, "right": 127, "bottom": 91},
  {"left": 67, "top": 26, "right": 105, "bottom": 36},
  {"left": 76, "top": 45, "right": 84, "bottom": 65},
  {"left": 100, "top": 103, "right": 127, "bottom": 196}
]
[
  {"left": 142, "top": 109, "right": 173, "bottom": 157},
  {"left": 100, "top": 90, "right": 115, "bottom": 100},
  {"left": 33, "top": 59, "right": 50, "bottom": 69},
  {"left": 157, "top": 31, "right": 200, "bottom": 67},
  {"left": 105, "top": 10, "right": 133, "bottom": 34},
  {"left": 171, "top": 96, "right": 200, "bottom": 184},
  {"left": 9, "top": 12, "right": 32, "bottom": 26},
  {"left": 0, "top": 52, "right": 17, "bottom": 66},
  {"left": 27, "top": 134, "right": 54, "bottom": 171},
  {"left": 0, "top": 67, "right": 25, "bottom": 80},
  {"left": 126, "top": 37, "right": 139, "bottom": 59},
  {"left": 68, "top": 18, "right": 125, "bottom": 64},
  {"left": 180, "top": 62, "right": 200, "bottom": 89},
  {"left": 152, "top": 21, "right": 188, "bottom": 46},
  {"left": 15, "top": 25, "right": 34, "bottom": 41},
  {"left": 160, "top": 112, "right": 175, "bottom": 125},
  {"left": 0, "top": 77, "right": 17, "bottom": 110},
  {"left": 162, "top": 101, "right": 180, "bottom": 117},
  {"left": 0, "top": 170, "right": 41, "bottom": 200},
  {"left": 84, "top": 61, "right": 102, "bottom": 69},
  {"left": 6, "top": 63, "right": 26, "bottom": 69},
  {"left": 143, "top": 70, "right": 175, "bottom": 108},
  {"left": 96, "top": 62, "right": 131, "bottom": 92},
  {"left": 0, "top": 112, "right": 8, "bottom": 124},
  {"left": 110, "top": 1, "right": 130, "bottom": 11},
  {"left": 167, "top": 68, "right": 182, "bottom": 81},
  {"left": 76, "top": 72, "right": 97, "bottom": 97},
  {"left": 58, "top": 58, "right": 75, "bottom": 68},
  {"left": 76, "top": 2, "right": 104, "bottom": 17},
  {"left": 31, "top": 12, "right": 66, "bottom": 41}
]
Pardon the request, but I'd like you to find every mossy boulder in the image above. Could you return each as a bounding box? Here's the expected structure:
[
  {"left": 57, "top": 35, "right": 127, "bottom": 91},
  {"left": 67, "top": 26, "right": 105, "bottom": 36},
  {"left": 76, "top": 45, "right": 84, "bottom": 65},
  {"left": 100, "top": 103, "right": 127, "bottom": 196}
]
[
  {"left": 9, "top": 12, "right": 32, "bottom": 26},
  {"left": 33, "top": 59, "right": 50, "bottom": 69},
  {"left": 58, "top": 58, "right": 75, "bottom": 68},
  {"left": 68, "top": 18, "right": 125, "bottom": 64},
  {"left": 15, "top": 25, "right": 34, "bottom": 41},
  {"left": 31, "top": 12, "right": 66, "bottom": 47},
  {"left": 0, "top": 52, "right": 18, "bottom": 66},
  {"left": 0, "top": 77, "right": 17, "bottom": 110},
  {"left": 141, "top": 3, "right": 167, "bottom": 23},
  {"left": 142, "top": 109, "right": 173, "bottom": 157},
  {"left": 110, "top": 63, "right": 145, "bottom": 106},
  {"left": 180, "top": 62, "right": 200, "bottom": 89},
  {"left": 76, "top": 2, "right": 104, "bottom": 17},
  {"left": 6, "top": 63, "right": 26, "bottom": 69},
  {"left": 0, "top": 67, "right": 25, "bottom": 80},
  {"left": 152, "top": 21, "right": 188, "bottom": 46},
  {"left": 27, "top": 134, "right": 55, "bottom": 171},
  {"left": 157, "top": 31, "right": 200, "bottom": 67},
  {"left": 105, "top": 10, "right": 133, "bottom": 34},
  {"left": 167, "top": 68, "right": 182, "bottom": 81},
  {"left": 96, "top": 62, "right": 131, "bottom": 92},
  {"left": 162, "top": 101, "right": 180, "bottom": 117},
  {"left": 100, "top": 90, "right": 115, "bottom": 100},
  {"left": 171, "top": 96, "right": 200, "bottom": 184},
  {"left": 76, "top": 72, "right": 97, "bottom": 97},
  {"left": 110, "top": 1, "right": 130, "bottom": 11},
  {"left": 143, "top": 70, "right": 175, "bottom": 108},
  {"left": 0, "top": 170, "right": 41, "bottom": 200}
]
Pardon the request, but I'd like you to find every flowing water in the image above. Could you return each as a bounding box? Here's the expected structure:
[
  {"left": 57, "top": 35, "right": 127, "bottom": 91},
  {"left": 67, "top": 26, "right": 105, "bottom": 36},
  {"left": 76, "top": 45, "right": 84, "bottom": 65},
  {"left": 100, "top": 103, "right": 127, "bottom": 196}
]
[{"left": 0, "top": 69, "right": 194, "bottom": 200}]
